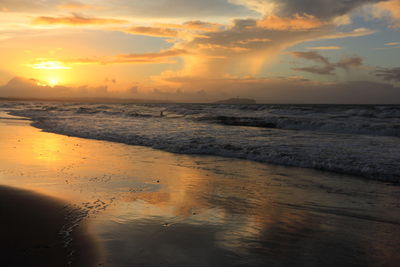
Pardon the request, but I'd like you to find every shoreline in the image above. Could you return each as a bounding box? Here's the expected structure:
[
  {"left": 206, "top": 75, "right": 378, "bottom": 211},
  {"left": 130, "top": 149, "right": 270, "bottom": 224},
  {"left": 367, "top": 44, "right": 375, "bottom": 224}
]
[
  {"left": 15, "top": 110, "right": 400, "bottom": 183},
  {"left": 0, "top": 185, "right": 99, "bottom": 267},
  {"left": 2, "top": 101, "right": 399, "bottom": 183}
]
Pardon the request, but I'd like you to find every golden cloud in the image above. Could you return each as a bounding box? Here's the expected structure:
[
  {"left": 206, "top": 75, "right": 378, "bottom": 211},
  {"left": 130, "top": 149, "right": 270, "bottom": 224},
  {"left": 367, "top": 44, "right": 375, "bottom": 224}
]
[
  {"left": 385, "top": 42, "right": 400, "bottom": 46},
  {"left": 116, "top": 48, "right": 188, "bottom": 60},
  {"left": 32, "top": 13, "right": 128, "bottom": 26},
  {"left": 306, "top": 46, "right": 343, "bottom": 50},
  {"left": 121, "top": 26, "right": 179, "bottom": 38},
  {"left": 156, "top": 21, "right": 222, "bottom": 32},
  {"left": 257, "top": 14, "right": 325, "bottom": 30},
  {"left": 320, "top": 28, "right": 375, "bottom": 40},
  {"left": 376, "top": 0, "right": 400, "bottom": 27},
  {"left": 33, "top": 48, "right": 189, "bottom": 66},
  {"left": 197, "top": 43, "right": 250, "bottom": 52}
]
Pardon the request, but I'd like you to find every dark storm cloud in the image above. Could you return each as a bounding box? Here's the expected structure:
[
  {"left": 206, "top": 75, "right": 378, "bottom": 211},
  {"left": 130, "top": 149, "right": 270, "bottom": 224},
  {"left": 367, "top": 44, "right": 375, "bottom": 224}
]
[
  {"left": 291, "top": 51, "right": 330, "bottom": 65},
  {"left": 269, "top": 0, "right": 385, "bottom": 19},
  {"left": 153, "top": 75, "right": 400, "bottom": 104},
  {"left": 291, "top": 51, "right": 363, "bottom": 75},
  {"left": 293, "top": 65, "right": 335, "bottom": 75},
  {"left": 375, "top": 67, "right": 400, "bottom": 82}
]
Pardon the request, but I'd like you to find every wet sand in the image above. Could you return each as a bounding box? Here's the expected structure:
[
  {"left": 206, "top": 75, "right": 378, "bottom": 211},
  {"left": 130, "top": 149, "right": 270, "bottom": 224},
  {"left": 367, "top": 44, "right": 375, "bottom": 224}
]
[
  {"left": 0, "top": 185, "right": 99, "bottom": 267},
  {"left": 0, "top": 112, "right": 400, "bottom": 266}
]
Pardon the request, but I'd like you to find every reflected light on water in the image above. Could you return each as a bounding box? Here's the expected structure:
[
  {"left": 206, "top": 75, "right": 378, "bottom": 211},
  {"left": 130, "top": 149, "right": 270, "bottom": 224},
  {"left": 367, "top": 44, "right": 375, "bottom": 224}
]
[{"left": 0, "top": 115, "right": 399, "bottom": 266}]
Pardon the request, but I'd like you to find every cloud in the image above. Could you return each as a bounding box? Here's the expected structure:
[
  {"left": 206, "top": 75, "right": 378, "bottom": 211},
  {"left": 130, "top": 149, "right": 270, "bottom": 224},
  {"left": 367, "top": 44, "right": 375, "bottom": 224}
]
[
  {"left": 120, "top": 26, "right": 179, "bottom": 38},
  {"left": 33, "top": 48, "right": 189, "bottom": 66},
  {"left": 2, "top": 76, "right": 399, "bottom": 104},
  {"left": 291, "top": 51, "right": 363, "bottom": 75},
  {"left": 172, "top": 17, "right": 336, "bottom": 77},
  {"left": 293, "top": 65, "right": 336, "bottom": 75},
  {"left": 156, "top": 21, "right": 222, "bottom": 32},
  {"left": 0, "top": 77, "right": 109, "bottom": 98},
  {"left": 235, "top": 38, "right": 272, "bottom": 44},
  {"left": 276, "top": 0, "right": 384, "bottom": 18},
  {"left": 320, "top": 28, "right": 376, "bottom": 39},
  {"left": 119, "top": 21, "right": 225, "bottom": 39},
  {"left": 116, "top": 48, "right": 188, "bottom": 61},
  {"left": 30, "top": 61, "right": 72, "bottom": 70},
  {"left": 196, "top": 43, "right": 250, "bottom": 52},
  {"left": 141, "top": 11, "right": 375, "bottom": 84},
  {"left": 374, "top": 0, "right": 400, "bottom": 27},
  {"left": 32, "top": 13, "right": 129, "bottom": 26},
  {"left": 232, "top": 0, "right": 385, "bottom": 19},
  {"left": 257, "top": 14, "right": 325, "bottom": 30},
  {"left": 291, "top": 51, "right": 330, "bottom": 64},
  {"left": 334, "top": 56, "right": 363, "bottom": 69},
  {"left": 306, "top": 46, "right": 342, "bottom": 50},
  {"left": 385, "top": 42, "right": 400, "bottom": 45},
  {"left": 150, "top": 74, "right": 400, "bottom": 104},
  {"left": 375, "top": 67, "right": 400, "bottom": 82}
]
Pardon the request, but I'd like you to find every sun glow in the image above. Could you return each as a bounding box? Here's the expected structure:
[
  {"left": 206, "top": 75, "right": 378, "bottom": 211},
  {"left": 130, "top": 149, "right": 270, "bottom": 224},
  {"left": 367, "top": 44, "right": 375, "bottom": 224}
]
[
  {"left": 47, "top": 77, "right": 60, "bottom": 87},
  {"left": 35, "top": 74, "right": 64, "bottom": 87},
  {"left": 31, "top": 61, "right": 71, "bottom": 70}
]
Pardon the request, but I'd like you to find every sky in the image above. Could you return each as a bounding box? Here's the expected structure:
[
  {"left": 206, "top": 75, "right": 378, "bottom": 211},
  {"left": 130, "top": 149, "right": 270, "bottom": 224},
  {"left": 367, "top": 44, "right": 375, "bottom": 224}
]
[{"left": 0, "top": 0, "right": 399, "bottom": 103}]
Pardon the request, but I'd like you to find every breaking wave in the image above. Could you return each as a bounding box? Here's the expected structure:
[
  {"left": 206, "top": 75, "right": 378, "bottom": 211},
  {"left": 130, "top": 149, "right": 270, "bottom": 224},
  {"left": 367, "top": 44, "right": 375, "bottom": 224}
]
[{"left": 2, "top": 102, "right": 399, "bottom": 182}]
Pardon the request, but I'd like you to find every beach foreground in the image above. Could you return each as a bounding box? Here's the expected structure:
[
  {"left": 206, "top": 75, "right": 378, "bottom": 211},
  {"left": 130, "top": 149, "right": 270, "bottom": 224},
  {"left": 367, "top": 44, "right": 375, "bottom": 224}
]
[
  {"left": 0, "top": 112, "right": 399, "bottom": 266},
  {"left": 0, "top": 185, "right": 98, "bottom": 267}
]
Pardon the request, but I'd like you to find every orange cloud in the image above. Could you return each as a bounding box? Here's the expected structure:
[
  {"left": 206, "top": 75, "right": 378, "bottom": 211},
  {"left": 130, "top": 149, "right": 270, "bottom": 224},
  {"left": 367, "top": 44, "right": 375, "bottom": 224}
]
[
  {"left": 117, "top": 48, "right": 188, "bottom": 60},
  {"left": 235, "top": 38, "right": 272, "bottom": 45},
  {"left": 156, "top": 21, "right": 222, "bottom": 32},
  {"left": 257, "top": 14, "right": 325, "bottom": 30},
  {"left": 376, "top": 0, "right": 400, "bottom": 27},
  {"left": 32, "top": 13, "right": 128, "bottom": 26},
  {"left": 306, "top": 46, "right": 342, "bottom": 50},
  {"left": 33, "top": 48, "right": 189, "bottom": 66},
  {"left": 121, "top": 26, "right": 179, "bottom": 38},
  {"left": 321, "top": 28, "right": 375, "bottom": 40},
  {"left": 197, "top": 43, "right": 249, "bottom": 52},
  {"left": 385, "top": 42, "right": 400, "bottom": 45}
]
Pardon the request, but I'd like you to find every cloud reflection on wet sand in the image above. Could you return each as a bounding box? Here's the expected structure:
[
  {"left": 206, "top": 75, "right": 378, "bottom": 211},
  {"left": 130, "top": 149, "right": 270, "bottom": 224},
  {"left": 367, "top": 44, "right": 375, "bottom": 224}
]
[{"left": 0, "top": 113, "right": 399, "bottom": 266}]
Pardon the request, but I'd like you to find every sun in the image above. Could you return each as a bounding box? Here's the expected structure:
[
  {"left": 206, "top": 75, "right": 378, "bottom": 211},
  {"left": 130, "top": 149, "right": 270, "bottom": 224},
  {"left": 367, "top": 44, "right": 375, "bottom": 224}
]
[
  {"left": 47, "top": 77, "right": 59, "bottom": 87},
  {"left": 28, "top": 59, "right": 71, "bottom": 87}
]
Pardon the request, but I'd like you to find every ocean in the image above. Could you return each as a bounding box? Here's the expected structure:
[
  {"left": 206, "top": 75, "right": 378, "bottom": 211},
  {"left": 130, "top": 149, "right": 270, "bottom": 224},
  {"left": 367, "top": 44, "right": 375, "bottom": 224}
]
[{"left": 1, "top": 102, "right": 399, "bottom": 182}]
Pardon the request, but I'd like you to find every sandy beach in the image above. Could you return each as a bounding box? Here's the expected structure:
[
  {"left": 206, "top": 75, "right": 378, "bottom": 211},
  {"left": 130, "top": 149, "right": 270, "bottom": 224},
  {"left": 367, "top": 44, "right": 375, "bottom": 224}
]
[
  {"left": 0, "top": 185, "right": 99, "bottom": 267},
  {"left": 0, "top": 112, "right": 399, "bottom": 266}
]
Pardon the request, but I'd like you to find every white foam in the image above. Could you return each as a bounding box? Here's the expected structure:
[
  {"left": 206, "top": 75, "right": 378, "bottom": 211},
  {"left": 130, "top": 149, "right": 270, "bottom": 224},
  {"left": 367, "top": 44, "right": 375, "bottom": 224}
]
[{"left": 7, "top": 103, "right": 400, "bottom": 182}]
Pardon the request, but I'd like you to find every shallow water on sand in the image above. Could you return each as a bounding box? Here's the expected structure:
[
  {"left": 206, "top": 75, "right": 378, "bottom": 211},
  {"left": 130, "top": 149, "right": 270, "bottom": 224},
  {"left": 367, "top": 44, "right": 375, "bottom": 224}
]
[{"left": 0, "top": 113, "right": 399, "bottom": 266}]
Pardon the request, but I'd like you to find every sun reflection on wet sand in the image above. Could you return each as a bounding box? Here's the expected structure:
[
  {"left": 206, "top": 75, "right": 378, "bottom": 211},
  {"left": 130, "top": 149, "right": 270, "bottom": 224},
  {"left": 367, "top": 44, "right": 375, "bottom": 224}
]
[{"left": 0, "top": 113, "right": 400, "bottom": 266}]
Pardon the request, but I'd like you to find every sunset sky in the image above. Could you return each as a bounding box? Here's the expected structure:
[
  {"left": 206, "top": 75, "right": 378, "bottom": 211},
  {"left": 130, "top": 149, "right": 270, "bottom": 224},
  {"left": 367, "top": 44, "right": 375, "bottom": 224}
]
[{"left": 0, "top": 0, "right": 399, "bottom": 102}]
